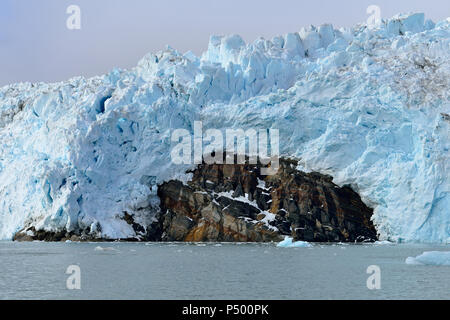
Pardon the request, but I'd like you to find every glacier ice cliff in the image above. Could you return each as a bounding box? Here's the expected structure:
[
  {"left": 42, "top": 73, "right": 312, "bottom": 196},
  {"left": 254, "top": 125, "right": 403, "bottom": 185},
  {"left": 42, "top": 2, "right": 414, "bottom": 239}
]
[{"left": 0, "top": 13, "right": 449, "bottom": 242}]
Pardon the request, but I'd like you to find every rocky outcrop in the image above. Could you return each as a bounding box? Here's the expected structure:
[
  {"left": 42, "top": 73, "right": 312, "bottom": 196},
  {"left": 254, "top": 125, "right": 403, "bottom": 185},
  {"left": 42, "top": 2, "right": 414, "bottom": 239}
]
[
  {"left": 13, "top": 158, "right": 378, "bottom": 242},
  {"left": 152, "top": 158, "right": 378, "bottom": 242}
]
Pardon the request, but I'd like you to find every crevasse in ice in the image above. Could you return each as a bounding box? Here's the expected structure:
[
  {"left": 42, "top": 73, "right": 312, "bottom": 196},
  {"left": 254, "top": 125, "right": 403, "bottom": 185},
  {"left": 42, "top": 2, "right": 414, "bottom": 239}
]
[{"left": 0, "top": 13, "right": 449, "bottom": 242}]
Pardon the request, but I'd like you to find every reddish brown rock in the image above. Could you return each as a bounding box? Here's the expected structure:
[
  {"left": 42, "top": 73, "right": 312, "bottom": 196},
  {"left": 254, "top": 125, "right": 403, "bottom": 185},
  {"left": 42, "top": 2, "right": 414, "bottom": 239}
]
[{"left": 154, "top": 158, "right": 378, "bottom": 242}]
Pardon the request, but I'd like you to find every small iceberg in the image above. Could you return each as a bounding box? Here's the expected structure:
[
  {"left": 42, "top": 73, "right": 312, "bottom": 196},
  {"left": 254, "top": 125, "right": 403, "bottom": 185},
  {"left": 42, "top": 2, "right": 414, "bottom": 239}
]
[
  {"left": 373, "top": 240, "right": 395, "bottom": 245},
  {"left": 405, "top": 251, "right": 450, "bottom": 266},
  {"left": 94, "top": 246, "right": 117, "bottom": 252},
  {"left": 277, "top": 237, "right": 312, "bottom": 248}
]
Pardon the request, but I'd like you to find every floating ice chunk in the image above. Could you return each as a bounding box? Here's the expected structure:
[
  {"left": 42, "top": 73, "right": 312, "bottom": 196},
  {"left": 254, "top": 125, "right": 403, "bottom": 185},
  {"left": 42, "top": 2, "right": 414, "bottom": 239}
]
[
  {"left": 318, "top": 24, "right": 335, "bottom": 48},
  {"left": 94, "top": 246, "right": 117, "bottom": 252},
  {"left": 283, "top": 33, "right": 305, "bottom": 58},
  {"left": 277, "top": 237, "right": 312, "bottom": 248},
  {"left": 405, "top": 251, "right": 450, "bottom": 266}
]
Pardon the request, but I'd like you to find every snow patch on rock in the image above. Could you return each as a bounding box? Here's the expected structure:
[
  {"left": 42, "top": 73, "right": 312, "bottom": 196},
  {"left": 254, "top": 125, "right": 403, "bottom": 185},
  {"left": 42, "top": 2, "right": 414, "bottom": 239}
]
[{"left": 405, "top": 251, "right": 450, "bottom": 266}]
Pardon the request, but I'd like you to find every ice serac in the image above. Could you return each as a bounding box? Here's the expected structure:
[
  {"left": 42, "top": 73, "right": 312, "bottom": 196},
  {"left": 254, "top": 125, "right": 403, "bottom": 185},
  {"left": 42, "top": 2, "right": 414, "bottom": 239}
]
[{"left": 0, "top": 13, "right": 449, "bottom": 242}]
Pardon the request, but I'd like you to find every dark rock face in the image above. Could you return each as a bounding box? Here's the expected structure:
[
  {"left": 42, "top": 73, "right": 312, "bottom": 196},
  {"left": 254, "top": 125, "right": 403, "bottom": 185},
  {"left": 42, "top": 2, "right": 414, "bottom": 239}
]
[
  {"left": 13, "top": 158, "right": 378, "bottom": 242},
  {"left": 13, "top": 226, "right": 99, "bottom": 242},
  {"left": 154, "top": 158, "right": 378, "bottom": 242}
]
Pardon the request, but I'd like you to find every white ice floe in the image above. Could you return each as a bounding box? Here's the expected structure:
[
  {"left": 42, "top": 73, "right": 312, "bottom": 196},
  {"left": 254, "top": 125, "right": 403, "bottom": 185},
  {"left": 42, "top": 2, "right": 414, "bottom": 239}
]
[{"left": 277, "top": 236, "right": 312, "bottom": 248}]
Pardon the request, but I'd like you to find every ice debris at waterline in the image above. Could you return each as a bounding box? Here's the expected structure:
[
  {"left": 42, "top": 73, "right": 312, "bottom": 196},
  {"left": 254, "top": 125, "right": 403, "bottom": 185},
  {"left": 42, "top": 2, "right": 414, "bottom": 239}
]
[
  {"left": 14, "top": 159, "right": 379, "bottom": 242},
  {"left": 277, "top": 237, "right": 312, "bottom": 248},
  {"left": 1, "top": 13, "right": 449, "bottom": 242},
  {"left": 405, "top": 251, "right": 450, "bottom": 266},
  {"left": 94, "top": 246, "right": 118, "bottom": 252}
]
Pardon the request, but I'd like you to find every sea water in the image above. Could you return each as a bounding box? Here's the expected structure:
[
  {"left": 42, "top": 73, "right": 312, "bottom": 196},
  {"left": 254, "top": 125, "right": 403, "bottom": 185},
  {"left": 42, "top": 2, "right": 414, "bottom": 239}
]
[{"left": 0, "top": 241, "right": 448, "bottom": 299}]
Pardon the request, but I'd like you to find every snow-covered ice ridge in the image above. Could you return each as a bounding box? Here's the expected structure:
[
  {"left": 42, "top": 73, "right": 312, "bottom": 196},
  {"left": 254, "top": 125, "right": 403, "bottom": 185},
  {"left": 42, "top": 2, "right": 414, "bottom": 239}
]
[{"left": 0, "top": 13, "right": 449, "bottom": 242}]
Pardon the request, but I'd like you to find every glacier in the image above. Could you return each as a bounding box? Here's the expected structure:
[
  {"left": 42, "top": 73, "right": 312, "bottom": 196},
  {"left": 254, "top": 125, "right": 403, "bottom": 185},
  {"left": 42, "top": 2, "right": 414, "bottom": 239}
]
[
  {"left": 277, "top": 237, "right": 312, "bottom": 248},
  {"left": 0, "top": 13, "right": 449, "bottom": 242}
]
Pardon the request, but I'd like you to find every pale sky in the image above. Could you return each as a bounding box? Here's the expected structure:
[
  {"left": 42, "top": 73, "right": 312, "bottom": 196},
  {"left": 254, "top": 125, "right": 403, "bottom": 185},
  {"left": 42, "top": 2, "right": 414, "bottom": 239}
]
[{"left": 0, "top": 0, "right": 449, "bottom": 86}]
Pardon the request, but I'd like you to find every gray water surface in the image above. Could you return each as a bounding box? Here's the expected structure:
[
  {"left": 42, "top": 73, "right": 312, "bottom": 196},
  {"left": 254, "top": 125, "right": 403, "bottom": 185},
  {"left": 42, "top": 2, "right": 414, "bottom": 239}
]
[{"left": 0, "top": 241, "right": 448, "bottom": 299}]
